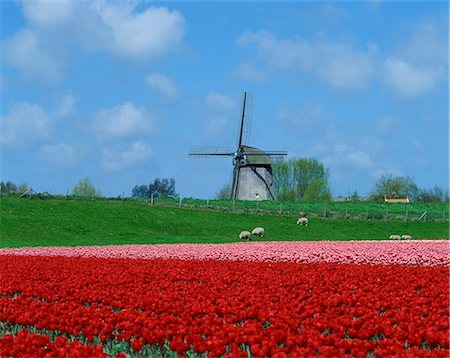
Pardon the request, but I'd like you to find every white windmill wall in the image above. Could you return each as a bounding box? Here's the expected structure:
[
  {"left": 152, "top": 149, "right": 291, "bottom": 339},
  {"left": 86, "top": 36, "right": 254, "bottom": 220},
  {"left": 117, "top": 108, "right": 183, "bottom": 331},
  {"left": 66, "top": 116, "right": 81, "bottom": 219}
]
[{"left": 236, "top": 166, "right": 275, "bottom": 200}]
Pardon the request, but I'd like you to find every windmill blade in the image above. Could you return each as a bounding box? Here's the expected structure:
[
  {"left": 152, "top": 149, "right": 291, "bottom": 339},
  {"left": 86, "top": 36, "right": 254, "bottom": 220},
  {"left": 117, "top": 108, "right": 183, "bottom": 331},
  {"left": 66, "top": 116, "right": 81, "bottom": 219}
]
[
  {"left": 243, "top": 92, "right": 253, "bottom": 145},
  {"left": 236, "top": 91, "right": 254, "bottom": 148},
  {"left": 256, "top": 150, "right": 288, "bottom": 158},
  {"left": 236, "top": 92, "right": 247, "bottom": 149},
  {"left": 238, "top": 150, "right": 287, "bottom": 158},
  {"left": 188, "top": 146, "right": 234, "bottom": 157}
]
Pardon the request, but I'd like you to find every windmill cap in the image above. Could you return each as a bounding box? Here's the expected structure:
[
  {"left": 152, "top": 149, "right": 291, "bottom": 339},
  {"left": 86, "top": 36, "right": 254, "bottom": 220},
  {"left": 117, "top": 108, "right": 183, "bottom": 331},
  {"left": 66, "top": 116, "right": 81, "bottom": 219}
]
[{"left": 240, "top": 145, "right": 272, "bottom": 165}]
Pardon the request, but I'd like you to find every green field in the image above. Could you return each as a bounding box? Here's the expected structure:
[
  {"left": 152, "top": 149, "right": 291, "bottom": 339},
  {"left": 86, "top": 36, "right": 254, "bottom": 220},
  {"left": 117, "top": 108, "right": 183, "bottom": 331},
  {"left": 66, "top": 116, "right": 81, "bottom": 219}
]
[{"left": 1, "top": 198, "right": 448, "bottom": 248}]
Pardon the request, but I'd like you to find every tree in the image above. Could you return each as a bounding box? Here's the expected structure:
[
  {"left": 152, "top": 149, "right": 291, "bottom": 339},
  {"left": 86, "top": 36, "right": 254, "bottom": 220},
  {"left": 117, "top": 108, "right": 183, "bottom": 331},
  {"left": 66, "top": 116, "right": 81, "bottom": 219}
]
[
  {"left": 132, "top": 178, "right": 177, "bottom": 198},
  {"left": 131, "top": 185, "right": 148, "bottom": 198},
  {"left": 416, "top": 186, "right": 449, "bottom": 203},
  {"left": 272, "top": 157, "right": 331, "bottom": 201},
  {"left": 148, "top": 178, "right": 176, "bottom": 198},
  {"left": 216, "top": 184, "right": 231, "bottom": 200},
  {"left": 302, "top": 178, "right": 332, "bottom": 202},
  {"left": 18, "top": 183, "right": 29, "bottom": 193},
  {"left": 349, "top": 190, "right": 360, "bottom": 202},
  {"left": 370, "top": 174, "right": 419, "bottom": 201},
  {"left": 0, "top": 181, "right": 17, "bottom": 194},
  {"left": 71, "top": 177, "right": 101, "bottom": 197}
]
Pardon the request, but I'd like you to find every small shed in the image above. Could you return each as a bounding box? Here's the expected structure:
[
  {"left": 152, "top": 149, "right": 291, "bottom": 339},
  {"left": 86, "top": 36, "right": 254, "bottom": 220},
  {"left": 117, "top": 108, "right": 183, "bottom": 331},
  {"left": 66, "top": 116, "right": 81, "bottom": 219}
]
[{"left": 384, "top": 196, "right": 410, "bottom": 203}]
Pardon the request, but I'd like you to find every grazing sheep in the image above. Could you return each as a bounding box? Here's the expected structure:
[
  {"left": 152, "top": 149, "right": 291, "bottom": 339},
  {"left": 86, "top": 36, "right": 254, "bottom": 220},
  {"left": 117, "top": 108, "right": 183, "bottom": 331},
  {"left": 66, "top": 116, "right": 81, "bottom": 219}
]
[
  {"left": 297, "top": 217, "right": 309, "bottom": 226},
  {"left": 239, "top": 230, "right": 251, "bottom": 241},
  {"left": 401, "top": 235, "right": 413, "bottom": 240},
  {"left": 251, "top": 227, "right": 264, "bottom": 237},
  {"left": 389, "top": 235, "right": 401, "bottom": 240}
]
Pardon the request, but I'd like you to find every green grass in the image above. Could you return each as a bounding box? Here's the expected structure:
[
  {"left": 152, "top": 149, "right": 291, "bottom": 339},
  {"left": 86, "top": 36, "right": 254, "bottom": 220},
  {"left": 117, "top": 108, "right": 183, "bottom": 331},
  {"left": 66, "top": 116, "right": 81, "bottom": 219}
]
[{"left": 1, "top": 198, "right": 448, "bottom": 248}]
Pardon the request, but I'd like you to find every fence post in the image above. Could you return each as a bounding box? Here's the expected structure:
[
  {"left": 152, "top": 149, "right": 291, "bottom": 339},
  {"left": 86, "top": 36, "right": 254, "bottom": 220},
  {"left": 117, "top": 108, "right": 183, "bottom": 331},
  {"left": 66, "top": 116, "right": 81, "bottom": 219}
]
[
  {"left": 206, "top": 199, "right": 209, "bottom": 207},
  {"left": 405, "top": 209, "right": 408, "bottom": 222},
  {"left": 345, "top": 208, "right": 348, "bottom": 220},
  {"left": 179, "top": 197, "right": 182, "bottom": 207},
  {"left": 151, "top": 194, "right": 154, "bottom": 205}
]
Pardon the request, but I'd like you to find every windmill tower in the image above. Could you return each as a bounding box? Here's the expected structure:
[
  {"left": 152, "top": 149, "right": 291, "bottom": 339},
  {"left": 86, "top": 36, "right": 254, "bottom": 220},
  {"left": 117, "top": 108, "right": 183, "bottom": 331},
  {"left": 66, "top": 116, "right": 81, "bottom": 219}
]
[{"left": 189, "top": 92, "right": 287, "bottom": 201}]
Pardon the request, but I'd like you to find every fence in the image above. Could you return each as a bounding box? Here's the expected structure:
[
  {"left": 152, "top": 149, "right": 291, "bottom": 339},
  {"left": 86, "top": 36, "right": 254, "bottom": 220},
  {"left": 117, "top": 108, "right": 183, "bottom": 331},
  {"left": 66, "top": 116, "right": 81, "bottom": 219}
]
[{"left": 138, "top": 197, "right": 449, "bottom": 222}]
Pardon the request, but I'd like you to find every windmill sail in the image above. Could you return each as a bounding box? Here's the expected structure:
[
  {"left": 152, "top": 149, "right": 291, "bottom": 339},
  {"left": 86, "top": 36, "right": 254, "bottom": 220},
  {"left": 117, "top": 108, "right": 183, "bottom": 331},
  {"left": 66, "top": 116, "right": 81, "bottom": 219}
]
[
  {"left": 236, "top": 92, "right": 253, "bottom": 148},
  {"left": 188, "top": 146, "right": 234, "bottom": 157}
]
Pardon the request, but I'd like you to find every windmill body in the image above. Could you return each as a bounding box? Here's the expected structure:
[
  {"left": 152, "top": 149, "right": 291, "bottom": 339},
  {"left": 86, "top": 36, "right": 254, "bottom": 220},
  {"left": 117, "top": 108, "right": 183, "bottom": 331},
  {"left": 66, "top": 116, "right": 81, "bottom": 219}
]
[
  {"left": 231, "top": 145, "right": 276, "bottom": 200},
  {"left": 189, "top": 92, "right": 287, "bottom": 201}
]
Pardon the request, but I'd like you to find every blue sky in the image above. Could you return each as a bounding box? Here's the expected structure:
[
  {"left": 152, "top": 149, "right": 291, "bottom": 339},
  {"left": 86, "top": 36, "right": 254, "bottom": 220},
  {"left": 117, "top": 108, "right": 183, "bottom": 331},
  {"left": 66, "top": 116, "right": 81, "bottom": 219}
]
[{"left": 1, "top": 1, "right": 448, "bottom": 199}]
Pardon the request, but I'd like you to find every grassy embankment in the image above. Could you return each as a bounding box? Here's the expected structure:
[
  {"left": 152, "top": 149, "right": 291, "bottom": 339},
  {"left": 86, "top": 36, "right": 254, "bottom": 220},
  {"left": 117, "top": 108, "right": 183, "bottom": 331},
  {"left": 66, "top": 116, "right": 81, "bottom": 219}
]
[{"left": 1, "top": 198, "right": 448, "bottom": 248}]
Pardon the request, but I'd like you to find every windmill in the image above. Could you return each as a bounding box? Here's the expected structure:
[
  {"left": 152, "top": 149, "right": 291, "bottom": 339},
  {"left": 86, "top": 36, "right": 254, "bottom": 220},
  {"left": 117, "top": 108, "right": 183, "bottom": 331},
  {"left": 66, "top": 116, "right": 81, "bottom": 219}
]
[{"left": 189, "top": 92, "right": 287, "bottom": 201}]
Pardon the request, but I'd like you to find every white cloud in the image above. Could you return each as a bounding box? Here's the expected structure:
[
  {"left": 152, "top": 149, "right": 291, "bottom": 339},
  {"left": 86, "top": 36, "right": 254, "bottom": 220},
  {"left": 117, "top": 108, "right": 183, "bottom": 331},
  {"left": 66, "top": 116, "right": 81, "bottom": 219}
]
[
  {"left": 145, "top": 73, "right": 178, "bottom": 98},
  {"left": 4, "top": 2, "right": 185, "bottom": 84},
  {"left": 238, "top": 31, "right": 306, "bottom": 69},
  {"left": 21, "top": 0, "right": 75, "bottom": 26},
  {"left": 321, "top": 144, "right": 402, "bottom": 187},
  {"left": 0, "top": 96, "right": 76, "bottom": 148},
  {"left": 321, "top": 145, "right": 372, "bottom": 173},
  {"left": 238, "top": 30, "right": 377, "bottom": 90},
  {"left": 277, "top": 101, "right": 330, "bottom": 131},
  {"left": 0, "top": 101, "right": 52, "bottom": 147},
  {"left": 206, "top": 92, "right": 235, "bottom": 111},
  {"left": 90, "top": 2, "right": 185, "bottom": 59},
  {"left": 316, "top": 42, "right": 377, "bottom": 89},
  {"left": 378, "top": 115, "right": 397, "bottom": 134},
  {"left": 402, "top": 19, "right": 447, "bottom": 67},
  {"left": 38, "top": 143, "right": 80, "bottom": 167},
  {"left": 91, "top": 102, "right": 155, "bottom": 141},
  {"left": 200, "top": 92, "right": 236, "bottom": 140},
  {"left": 383, "top": 58, "right": 436, "bottom": 98},
  {"left": 101, "top": 141, "right": 153, "bottom": 171},
  {"left": 55, "top": 94, "right": 76, "bottom": 118},
  {"left": 3, "top": 29, "right": 62, "bottom": 84},
  {"left": 204, "top": 116, "right": 228, "bottom": 139},
  {"left": 234, "top": 63, "right": 267, "bottom": 82},
  {"left": 382, "top": 18, "right": 447, "bottom": 99}
]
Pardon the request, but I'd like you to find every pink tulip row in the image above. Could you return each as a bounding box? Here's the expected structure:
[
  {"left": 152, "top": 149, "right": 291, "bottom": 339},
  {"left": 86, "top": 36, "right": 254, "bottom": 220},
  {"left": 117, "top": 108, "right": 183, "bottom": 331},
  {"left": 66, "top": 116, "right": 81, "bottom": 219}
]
[{"left": 1, "top": 240, "right": 448, "bottom": 266}]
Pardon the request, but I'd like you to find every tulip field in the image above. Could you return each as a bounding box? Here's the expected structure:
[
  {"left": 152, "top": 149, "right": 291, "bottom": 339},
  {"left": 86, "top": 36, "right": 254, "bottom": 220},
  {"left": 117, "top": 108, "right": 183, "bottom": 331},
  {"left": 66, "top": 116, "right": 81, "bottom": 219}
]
[{"left": 1, "top": 240, "right": 449, "bottom": 357}]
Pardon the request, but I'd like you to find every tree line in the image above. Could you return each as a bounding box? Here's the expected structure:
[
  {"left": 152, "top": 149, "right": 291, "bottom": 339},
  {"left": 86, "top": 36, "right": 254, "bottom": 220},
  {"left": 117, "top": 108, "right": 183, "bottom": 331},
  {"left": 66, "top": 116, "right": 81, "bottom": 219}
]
[
  {"left": 216, "top": 156, "right": 449, "bottom": 203},
  {"left": 2, "top": 160, "right": 447, "bottom": 203},
  {"left": 0, "top": 181, "right": 28, "bottom": 194}
]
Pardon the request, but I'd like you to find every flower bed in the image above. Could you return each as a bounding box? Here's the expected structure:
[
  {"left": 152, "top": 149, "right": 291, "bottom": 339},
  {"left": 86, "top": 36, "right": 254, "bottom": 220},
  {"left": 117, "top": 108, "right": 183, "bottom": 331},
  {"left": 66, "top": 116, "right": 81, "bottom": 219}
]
[
  {"left": 1, "top": 248, "right": 449, "bottom": 357},
  {"left": 1, "top": 240, "right": 449, "bottom": 266}
]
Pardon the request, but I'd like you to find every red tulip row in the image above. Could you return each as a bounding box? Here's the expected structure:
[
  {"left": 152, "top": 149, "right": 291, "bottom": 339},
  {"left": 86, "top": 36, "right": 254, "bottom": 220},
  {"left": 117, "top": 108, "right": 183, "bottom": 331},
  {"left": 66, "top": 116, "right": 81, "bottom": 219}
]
[
  {"left": 0, "top": 329, "right": 107, "bottom": 357},
  {"left": 1, "top": 255, "right": 449, "bottom": 357}
]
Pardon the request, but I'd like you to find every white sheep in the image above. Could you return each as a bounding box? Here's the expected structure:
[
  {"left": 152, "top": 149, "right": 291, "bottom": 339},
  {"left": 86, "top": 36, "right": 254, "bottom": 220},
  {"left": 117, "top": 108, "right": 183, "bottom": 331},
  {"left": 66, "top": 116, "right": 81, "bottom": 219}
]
[
  {"left": 251, "top": 227, "right": 264, "bottom": 237},
  {"left": 389, "top": 235, "right": 401, "bottom": 240},
  {"left": 401, "top": 235, "right": 413, "bottom": 240},
  {"left": 239, "top": 230, "right": 251, "bottom": 241},
  {"left": 297, "top": 217, "right": 309, "bottom": 226}
]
